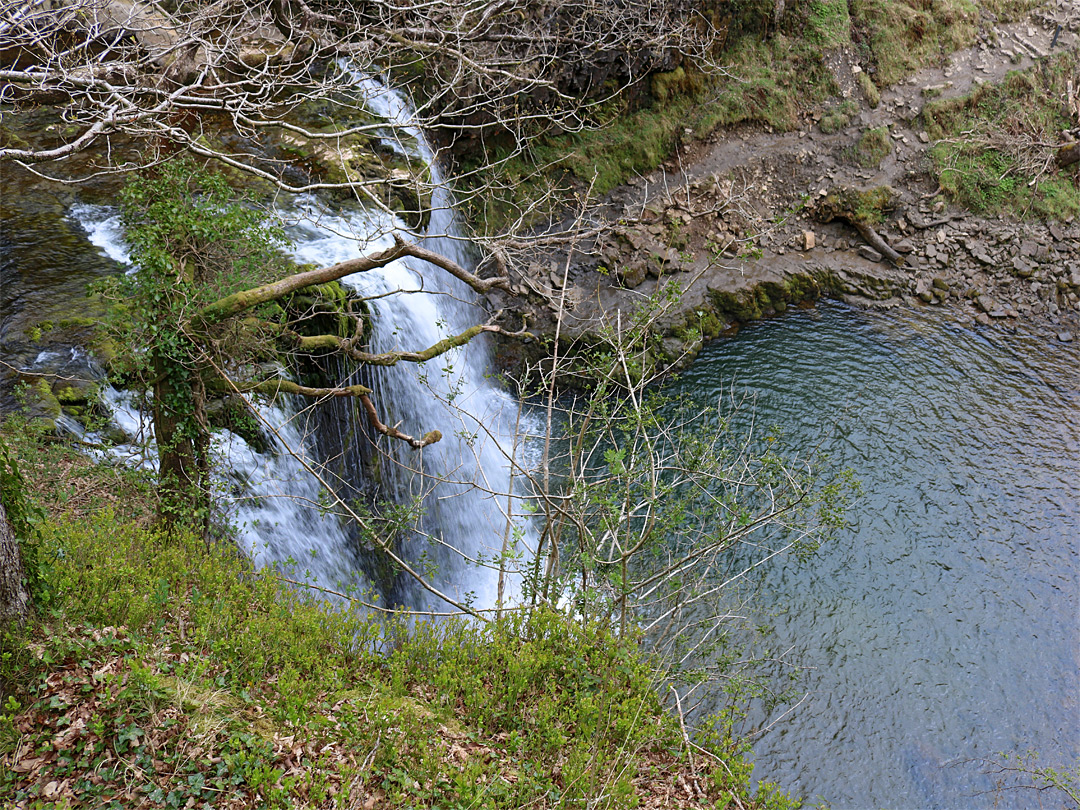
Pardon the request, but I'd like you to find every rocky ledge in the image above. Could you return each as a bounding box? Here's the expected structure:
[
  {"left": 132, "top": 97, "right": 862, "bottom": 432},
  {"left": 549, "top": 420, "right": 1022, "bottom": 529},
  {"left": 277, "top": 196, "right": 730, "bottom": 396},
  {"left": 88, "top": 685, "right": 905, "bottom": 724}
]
[{"left": 488, "top": 12, "right": 1080, "bottom": 377}]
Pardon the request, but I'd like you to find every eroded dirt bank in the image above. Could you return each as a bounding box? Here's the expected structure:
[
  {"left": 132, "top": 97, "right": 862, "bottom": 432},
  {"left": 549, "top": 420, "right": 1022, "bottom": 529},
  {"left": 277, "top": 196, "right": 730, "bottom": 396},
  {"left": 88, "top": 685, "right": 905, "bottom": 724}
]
[{"left": 490, "top": 5, "right": 1080, "bottom": 374}]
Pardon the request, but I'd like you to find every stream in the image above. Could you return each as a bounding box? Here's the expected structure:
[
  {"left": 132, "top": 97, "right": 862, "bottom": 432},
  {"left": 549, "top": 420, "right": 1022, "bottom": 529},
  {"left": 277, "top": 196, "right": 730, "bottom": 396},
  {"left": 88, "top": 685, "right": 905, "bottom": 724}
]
[{"left": 673, "top": 301, "right": 1080, "bottom": 809}]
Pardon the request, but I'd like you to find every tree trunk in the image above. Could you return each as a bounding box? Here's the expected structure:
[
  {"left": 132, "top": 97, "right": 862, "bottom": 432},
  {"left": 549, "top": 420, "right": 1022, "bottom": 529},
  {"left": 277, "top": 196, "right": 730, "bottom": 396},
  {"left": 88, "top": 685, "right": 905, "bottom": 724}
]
[
  {"left": 0, "top": 500, "right": 30, "bottom": 625},
  {"left": 153, "top": 349, "right": 209, "bottom": 534}
]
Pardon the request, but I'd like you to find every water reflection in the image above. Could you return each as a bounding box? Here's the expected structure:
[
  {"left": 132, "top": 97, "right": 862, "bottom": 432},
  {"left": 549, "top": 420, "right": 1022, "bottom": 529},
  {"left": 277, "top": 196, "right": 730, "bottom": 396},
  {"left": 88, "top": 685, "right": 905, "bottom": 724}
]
[{"left": 673, "top": 302, "right": 1080, "bottom": 809}]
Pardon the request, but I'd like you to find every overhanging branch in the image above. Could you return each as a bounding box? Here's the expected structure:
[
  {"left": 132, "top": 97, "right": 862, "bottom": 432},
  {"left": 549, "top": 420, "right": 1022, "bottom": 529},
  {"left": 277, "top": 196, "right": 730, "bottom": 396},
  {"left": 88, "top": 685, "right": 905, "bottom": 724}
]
[{"left": 194, "top": 235, "right": 509, "bottom": 326}]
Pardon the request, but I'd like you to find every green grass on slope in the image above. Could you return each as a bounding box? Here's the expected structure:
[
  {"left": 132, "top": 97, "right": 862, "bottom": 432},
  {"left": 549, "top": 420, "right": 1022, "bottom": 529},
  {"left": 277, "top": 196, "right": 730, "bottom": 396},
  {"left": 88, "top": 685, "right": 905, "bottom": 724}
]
[
  {"left": 923, "top": 52, "right": 1080, "bottom": 220},
  {"left": 0, "top": 428, "right": 800, "bottom": 810}
]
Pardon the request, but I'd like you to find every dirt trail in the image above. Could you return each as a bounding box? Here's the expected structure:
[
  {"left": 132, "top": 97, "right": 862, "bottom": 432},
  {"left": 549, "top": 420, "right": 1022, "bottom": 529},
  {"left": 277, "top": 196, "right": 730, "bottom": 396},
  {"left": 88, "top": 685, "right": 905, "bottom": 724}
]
[{"left": 495, "top": 4, "right": 1080, "bottom": 369}]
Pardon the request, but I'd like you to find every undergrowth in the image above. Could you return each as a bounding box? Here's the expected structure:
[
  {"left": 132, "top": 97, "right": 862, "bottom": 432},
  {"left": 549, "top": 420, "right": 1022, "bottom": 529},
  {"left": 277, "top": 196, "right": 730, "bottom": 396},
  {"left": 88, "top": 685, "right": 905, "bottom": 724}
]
[
  {"left": 0, "top": 426, "right": 800, "bottom": 809},
  {"left": 923, "top": 52, "right": 1080, "bottom": 220}
]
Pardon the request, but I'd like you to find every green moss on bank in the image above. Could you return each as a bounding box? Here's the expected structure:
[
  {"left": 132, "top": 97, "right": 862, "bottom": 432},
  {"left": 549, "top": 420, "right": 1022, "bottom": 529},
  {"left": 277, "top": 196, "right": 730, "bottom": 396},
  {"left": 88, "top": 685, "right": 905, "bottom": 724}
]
[
  {"left": 851, "top": 0, "right": 978, "bottom": 87},
  {"left": 467, "top": 0, "right": 1006, "bottom": 232}
]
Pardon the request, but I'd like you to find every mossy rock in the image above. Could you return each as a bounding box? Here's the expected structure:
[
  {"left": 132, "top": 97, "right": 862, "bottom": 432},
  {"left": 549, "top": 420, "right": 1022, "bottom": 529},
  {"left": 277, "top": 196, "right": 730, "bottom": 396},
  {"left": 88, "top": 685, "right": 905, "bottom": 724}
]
[
  {"left": 815, "top": 185, "right": 898, "bottom": 226},
  {"left": 14, "top": 379, "right": 62, "bottom": 429},
  {"left": 707, "top": 275, "right": 823, "bottom": 324}
]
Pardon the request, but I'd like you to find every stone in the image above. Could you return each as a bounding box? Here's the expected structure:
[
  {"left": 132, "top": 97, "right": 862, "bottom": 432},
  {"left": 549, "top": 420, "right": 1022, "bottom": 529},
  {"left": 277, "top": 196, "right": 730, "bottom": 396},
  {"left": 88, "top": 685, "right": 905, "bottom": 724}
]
[
  {"left": 1012, "top": 256, "right": 1035, "bottom": 278},
  {"left": 932, "top": 276, "right": 950, "bottom": 291},
  {"left": 802, "top": 230, "right": 816, "bottom": 250},
  {"left": 859, "top": 245, "right": 883, "bottom": 262},
  {"left": 894, "top": 239, "right": 915, "bottom": 253},
  {"left": 618, "top": 261, "right": 648, "bottom": 288},
  {"left": 936, "top": 229, "right": 947, "bottom": 244},
  {"left": 976, "top": 295, "right": 998, "bottom": 313},
  {"left": 1057, "top": 331, "right": 1074, "bottom": 343}
]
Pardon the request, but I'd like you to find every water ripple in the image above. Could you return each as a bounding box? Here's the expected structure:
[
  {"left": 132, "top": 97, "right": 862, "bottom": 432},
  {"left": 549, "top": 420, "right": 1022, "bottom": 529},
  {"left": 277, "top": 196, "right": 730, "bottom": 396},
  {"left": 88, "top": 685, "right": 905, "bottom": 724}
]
[{"left": 675, "top": 301, "right": 1080, "bottom": 809}]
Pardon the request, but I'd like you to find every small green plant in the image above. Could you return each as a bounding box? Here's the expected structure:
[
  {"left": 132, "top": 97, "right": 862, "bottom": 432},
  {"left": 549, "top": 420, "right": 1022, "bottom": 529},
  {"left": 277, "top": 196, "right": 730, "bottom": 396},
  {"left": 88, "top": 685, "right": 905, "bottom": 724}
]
[
  {"left": 854, "top": 126, "right": 892, "bottom": 168},
  {"left": 819, "top": 99, "right": 859, "bottom": 134}
]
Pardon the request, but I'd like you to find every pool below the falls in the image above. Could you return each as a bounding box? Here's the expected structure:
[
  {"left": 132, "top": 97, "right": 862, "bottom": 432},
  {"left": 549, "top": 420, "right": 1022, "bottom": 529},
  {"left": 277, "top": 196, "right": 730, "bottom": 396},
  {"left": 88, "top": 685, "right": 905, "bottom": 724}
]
[{"left": 669, "top": 301, "right": 1079, "bottom": 809}]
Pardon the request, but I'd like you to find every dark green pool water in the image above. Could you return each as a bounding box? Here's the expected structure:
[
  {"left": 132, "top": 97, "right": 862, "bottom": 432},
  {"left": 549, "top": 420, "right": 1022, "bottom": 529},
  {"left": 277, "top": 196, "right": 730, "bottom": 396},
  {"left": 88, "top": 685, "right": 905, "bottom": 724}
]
[{"left": 674, "top": 302, "right": 1079, "bottom": 809}]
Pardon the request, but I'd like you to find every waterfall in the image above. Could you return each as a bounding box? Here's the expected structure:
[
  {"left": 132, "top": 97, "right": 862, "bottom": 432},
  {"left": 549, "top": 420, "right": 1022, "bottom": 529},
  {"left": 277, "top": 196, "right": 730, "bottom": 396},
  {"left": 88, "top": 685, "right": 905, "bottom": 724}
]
[
  {"left": 281, "top": 74, "right": 536, "bottom": 612},
  {"left": 67, "top": 76, "right": 535, "bottom": 614}
]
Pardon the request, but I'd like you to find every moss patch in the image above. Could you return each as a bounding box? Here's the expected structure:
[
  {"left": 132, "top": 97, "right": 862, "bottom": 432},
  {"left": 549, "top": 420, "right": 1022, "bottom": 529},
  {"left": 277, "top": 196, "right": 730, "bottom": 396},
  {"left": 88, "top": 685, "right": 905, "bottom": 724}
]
[
  {"left": 854, "top": 126, "right": 892, "bottom": 168},
  {"left": 851, "top": 0, "right": 978, "bottom": 87},
  {"left": 924, "top": 52, "right": 1080, "bottom": 220}
]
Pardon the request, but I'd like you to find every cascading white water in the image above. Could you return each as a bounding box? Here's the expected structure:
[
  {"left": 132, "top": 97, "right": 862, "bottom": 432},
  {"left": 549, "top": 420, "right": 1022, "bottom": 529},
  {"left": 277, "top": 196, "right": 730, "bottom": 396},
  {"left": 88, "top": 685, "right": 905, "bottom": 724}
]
[
  {"left": 67, "top": 75, "right": 536, "bottom": 613},
  {"left": 283, "top": 74, "right": 537, "bottom": 611},
  {"left": 63, "top": 214, "right": 373, "bottom": 599}
]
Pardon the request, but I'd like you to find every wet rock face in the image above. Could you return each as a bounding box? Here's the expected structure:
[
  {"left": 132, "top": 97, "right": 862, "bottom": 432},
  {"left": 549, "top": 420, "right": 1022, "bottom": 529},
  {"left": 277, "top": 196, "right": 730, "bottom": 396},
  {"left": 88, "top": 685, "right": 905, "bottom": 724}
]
[{"left": 0, "top": 173, "right": 122, "bottom": 419}]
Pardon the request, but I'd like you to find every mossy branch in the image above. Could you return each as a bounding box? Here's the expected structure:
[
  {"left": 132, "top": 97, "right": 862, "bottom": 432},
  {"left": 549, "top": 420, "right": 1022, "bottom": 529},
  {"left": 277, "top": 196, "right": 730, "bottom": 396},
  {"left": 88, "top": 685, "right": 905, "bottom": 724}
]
[
  {"left": 193, "top": 235, "right": 510, "bottom": 327},
  {"left": 345, "top": 324, "right": 490, "bottom": 366},
  {"left": 210, "top": 378, "right": 373, "bottom": 398},
  {"left": 256, "top": 315, "right": 533, "bottom": 367},
  {"left": 359, "top": 393, "right": 442, "bottom": 449}
]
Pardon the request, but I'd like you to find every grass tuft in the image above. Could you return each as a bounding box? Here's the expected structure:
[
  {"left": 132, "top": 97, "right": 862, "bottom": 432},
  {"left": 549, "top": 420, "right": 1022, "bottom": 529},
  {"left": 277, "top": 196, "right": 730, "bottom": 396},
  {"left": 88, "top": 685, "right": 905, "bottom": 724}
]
[{"left": 855, "top": 126, "right": 892, "bottom": 168}]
